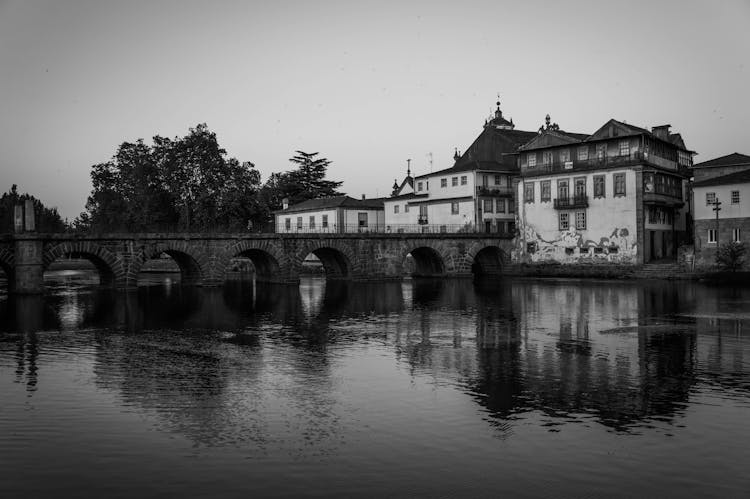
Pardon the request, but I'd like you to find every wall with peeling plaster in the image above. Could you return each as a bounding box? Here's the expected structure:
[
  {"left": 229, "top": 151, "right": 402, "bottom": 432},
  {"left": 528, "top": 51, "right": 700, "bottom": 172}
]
[{"left": 515, "top": 170, "right": 639, "bottom": 264}]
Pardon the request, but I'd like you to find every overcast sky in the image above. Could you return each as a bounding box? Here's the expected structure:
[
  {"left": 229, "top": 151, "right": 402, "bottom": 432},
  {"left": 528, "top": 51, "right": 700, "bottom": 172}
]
[{"left": 1, "top": 0, "right": 749, "bottom": 220}]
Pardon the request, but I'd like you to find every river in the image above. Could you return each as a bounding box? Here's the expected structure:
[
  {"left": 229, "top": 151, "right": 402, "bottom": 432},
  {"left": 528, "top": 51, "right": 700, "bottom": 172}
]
[{"left": 1, "top": 272, "right": 749, "bottom": 498}]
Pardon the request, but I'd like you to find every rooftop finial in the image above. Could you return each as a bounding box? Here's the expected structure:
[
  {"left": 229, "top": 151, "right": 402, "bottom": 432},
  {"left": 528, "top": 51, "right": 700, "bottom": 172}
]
[
  {"left": 406, "top": 158, "right": 411, "bottom": 177},
  {"left": 545, "top": 114, "right": 551, "bottom": 128},
  {"left": 454, "top": 147, "right": 460, "bottom": 161}
]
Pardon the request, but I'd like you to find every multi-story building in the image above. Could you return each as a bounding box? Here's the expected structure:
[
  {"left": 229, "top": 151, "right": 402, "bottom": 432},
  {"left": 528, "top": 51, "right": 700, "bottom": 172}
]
[
  {"left": 691, "top": 153, "right": 750, "bottom": 268},
  {"left": 383, "top": 101, "right": 536, "bottom": 233},
  {"left": 275, "top": 195, "right": 385, "bottom": 233},
  {"left": 516, "top": 118, "right": 693, "bottom": 264}
]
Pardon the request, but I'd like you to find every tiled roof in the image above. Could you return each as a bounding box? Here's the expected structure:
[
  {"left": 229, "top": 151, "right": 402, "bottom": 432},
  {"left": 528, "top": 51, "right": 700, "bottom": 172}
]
[
  {"left": 692, "top": 168, "right": 750, "bottom": 187},
  {"left": 385, "top": 192, "right": 428, "bottom": 201},
  {"left": 275, "top": 195, "right": 385, "bottom": 214},
  {"left": 693, "top": 152, "right": 750, "bottom": 169}
]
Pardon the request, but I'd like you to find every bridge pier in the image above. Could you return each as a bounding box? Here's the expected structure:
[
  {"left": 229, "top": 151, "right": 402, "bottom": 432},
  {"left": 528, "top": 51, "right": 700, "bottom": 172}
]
[{"left": 13, "top": 238, "right": 44, "bottom": 294}]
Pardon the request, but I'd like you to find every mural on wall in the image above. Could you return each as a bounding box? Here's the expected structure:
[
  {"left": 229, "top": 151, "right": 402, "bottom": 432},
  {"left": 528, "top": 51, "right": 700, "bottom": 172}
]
[{"left": 514, "top": 224, "right": 637, "bottom": 264}]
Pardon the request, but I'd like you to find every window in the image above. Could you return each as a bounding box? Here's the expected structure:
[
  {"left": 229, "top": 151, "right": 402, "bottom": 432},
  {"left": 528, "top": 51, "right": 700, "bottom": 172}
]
[
  {"left": 285, "top": 218, "right": 291, "bottom": 230},
  {"left": 596, "top": 143, "right": 606, "bottom": 160},
  {"left": 524, "top": 182, "right": 535, "bottom": 203},
  {"left": 732, "top": 190, "right": 740, "bottom": 204},
  {"left": 297, "top": 217, "right": 303, "bottom": 229},
  {"left": 404, "top": 204, "right": 410, "bottom": 213},
  {"left": 575, "top": 211, "right": 586, "bottom": 230},
  {"left": 309, "top": 216, "right": 315, "bottom": 229},
  {"left": 542, "top": 151, "right": 553, "bottom": 166},
  {"left": 483, "top": 199, "right": 493, "bottom": 213},
  {"left": 574, "top": 177, "right": 586, "bottom": 197},
  {"left": 708, "top": 228, "right": 716, "bottom": 244},
  {"left": 594, "top": 175, "right": 605, "bottom": 198},
  {"left": 451, "top": 202, "right": 459, "bottom": 214},
  {"left": 619, "top": 140, "right": 630, "bottom": 156},
  {"left": 559, "top": 212, "right": 569, "bottom": 231},
  {"left": 540, "top": 180, "right": 551, "bottom": 202},
  {"left": 706, "top": 192, "right": 716, "bottom": 205},
  {"left": 528, "top": 153, "right": 537, "bottom": 167},
  {"left": 494, "top": 175, "right": 501, "bottom": 185},
  {"left": 507, "top": 221, "right": 515, "bottom": 234},
  {"left": 496, "top": 198, "right": 506, "bottom": 213},
  {"left": 614, "top": 173, "right": 626, "bottom": 197},
  {"left": 394, "top": 205, "right": 399, "bottom": 214},
  {"left": 559, "top": 149, "right": 570, "bottom": 163},
  {"left": 508, "top": 199, "right": 515, "bottom": 213},
  {"left": 452, "top": 177, "right": 458, "bottom": 187},
  {"left": 441, "top": 178, "right": 447, "bottom": 188},
  {"left": 733, "top": 228, "right": 741, "bottom": 242},
  {"left": 578, "top": 146, "right": 588, "bottom": 161},
  {"left": 417, "top": 181, "right": 423, "bottom": 191},
  {"left": 460, "top": 176, "right": 467, "bottom": 185},
  {"left": 358, "top": 212, "right": 368, "bottom": 227},
  {"left": 322, "top": 215, "right": 328, "bottom": 228},
  {"left": 558, "top": 179, "right": 569, "bottom": 200}
]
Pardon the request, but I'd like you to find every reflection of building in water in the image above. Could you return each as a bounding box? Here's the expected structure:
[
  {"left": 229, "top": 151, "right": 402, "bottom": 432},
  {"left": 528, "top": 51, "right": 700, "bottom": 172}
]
[{"left": 299, "top": 277, "right": 325, "bottom": 319}]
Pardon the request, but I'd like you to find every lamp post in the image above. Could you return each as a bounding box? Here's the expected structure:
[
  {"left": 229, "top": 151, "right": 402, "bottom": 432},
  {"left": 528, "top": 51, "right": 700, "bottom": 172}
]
[{"left": 710, "top": 198, "right": 722, "bottom": 248}]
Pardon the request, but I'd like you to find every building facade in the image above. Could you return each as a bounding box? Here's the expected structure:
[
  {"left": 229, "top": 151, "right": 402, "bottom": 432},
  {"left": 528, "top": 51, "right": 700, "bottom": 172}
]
[
  {"left": 275, "top": 195, "right": 385, "bottom": 234},
  {"left": 383, "top": 101, "right": 536, "bottom": 233},
  {"left": 516, "top": 118, "right": 693, "bottom": 264},
  {"left": 691, "top": 155, "right": 750, "bottom": 268}
]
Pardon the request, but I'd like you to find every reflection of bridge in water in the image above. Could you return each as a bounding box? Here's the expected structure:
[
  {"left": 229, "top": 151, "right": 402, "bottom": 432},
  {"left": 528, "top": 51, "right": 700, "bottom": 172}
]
[
  {"left": 0, "top": 232, "right": 511, "bottom": 293},
  {"left": 3, "top": 279, "right": 749, "bottom": 442}
]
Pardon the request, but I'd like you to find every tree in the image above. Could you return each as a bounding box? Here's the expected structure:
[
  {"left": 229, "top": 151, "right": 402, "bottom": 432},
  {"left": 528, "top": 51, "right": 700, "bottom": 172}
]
[
  {"left": 716, "top": 241, "right": 747, "bottom": 272},
  {"left": 0, "top": 185, "right": 66, "bottom": 234},
  {"left": 81, "top": 124, "right": 263, "bottom": 232},
  {"left": 260, "top": 151, "right": 342, "bottom": 214}
]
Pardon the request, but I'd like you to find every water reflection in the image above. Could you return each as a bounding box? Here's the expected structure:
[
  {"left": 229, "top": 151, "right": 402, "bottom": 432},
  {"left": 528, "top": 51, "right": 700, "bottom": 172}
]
[{"left": 1, "top": 276, "right": 749, "bottom": 441}]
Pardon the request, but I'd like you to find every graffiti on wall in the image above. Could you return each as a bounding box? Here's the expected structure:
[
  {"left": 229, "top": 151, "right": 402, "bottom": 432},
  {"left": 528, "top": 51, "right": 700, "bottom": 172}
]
[{"left": 515, "top": 224, "right": 638, "bottom": 264}]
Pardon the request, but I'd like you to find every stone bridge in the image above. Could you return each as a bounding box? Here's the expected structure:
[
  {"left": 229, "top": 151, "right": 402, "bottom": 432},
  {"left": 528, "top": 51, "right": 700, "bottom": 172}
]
[{"left": 0, "top": 232, "right": 513, "bottom": 294}]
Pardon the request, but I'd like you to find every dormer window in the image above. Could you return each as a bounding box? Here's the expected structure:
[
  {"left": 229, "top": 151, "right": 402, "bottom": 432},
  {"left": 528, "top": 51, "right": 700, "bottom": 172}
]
[
  {"left": 527, "top": 153, "right": 537, "bottom": 168},
  {"left": 417, "top": 181, "right": 423, "bottom": 191}
]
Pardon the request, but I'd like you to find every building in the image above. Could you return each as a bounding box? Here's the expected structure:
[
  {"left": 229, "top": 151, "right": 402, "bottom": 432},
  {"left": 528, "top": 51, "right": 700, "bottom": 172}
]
[
  {"left": 383, "top": 101, "right": 537, "bottom": 233},
  {"left": 691, "top": 154, "right": 750, "bottom": 268},
  {"left": 516, "top": 118, "right": 693, "bottom": 264},
  {"left": 275, "top": 195, "right": 385, "bottom": 233}
]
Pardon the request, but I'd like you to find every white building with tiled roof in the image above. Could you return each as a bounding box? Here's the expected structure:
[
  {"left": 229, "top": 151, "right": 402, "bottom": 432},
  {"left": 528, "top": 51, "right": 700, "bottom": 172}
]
[
  {"left": 383, "top": 101, "right": 536, "bottom": 234},
  {"left": 274, "top": 195, "right": 385, "bottom": 234}
]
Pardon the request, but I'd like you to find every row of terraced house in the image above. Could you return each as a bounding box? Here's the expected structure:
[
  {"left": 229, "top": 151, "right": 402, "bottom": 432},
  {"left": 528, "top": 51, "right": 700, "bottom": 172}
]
[{"left": 275, "top": 101, "right": 750, "bottom": 268}]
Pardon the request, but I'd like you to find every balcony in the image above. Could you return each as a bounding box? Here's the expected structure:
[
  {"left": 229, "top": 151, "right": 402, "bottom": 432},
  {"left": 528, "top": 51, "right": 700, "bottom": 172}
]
[
  {"left": 524, "top": 151, "right": 682, "bottom": 176},
  {"left": 477, "top": 186, "right": 514, "bottom": 197},
  {"left": 417, "top": 215, "right": 429, "bottom": 225},
  {"left": 553, "top": 195, "right": 589, "bottom": 209}
]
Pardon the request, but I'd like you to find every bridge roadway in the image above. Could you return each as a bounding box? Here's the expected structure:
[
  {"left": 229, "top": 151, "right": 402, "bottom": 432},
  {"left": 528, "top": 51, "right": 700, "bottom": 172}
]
[{"left": 0, "top": 232, "right": 513, "bottom": 294}]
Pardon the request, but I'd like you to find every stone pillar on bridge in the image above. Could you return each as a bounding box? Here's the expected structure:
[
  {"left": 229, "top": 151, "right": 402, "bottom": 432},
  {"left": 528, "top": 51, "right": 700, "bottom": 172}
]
[{"left": 12, "top": 201, "right": 45, "bottom": 294}]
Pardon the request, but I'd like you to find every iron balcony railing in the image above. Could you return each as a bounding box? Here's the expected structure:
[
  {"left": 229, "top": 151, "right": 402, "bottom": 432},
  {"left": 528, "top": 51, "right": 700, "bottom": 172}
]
[
  {"left": 553, "top": 195, "right": 589, "bottom": 209},
  {"left": 417, "top": 215, "right": 429, "bottom": 225},
  {"left": 477, "top": 186, "right": 514, "bottom": 197},
  {"left": 524, "top": 151, "right": 685, "bottom": 174},
  {"left": 276, "top": 223, "right": 515, "bottom": 236}
]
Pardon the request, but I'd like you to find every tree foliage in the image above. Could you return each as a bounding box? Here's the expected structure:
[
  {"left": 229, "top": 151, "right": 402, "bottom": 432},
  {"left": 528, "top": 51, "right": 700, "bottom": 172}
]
[
  {"left": 80, "top": 124, "right": 263, "bottom": 232},
  {"left": 259, "top": 151, "right": 342, "bottom": 212},
  {"left": 0, "top": 185, "right": 66, "bottom": 234},
  {"left": 716, "top": 241, "right": 747, "bottom": 272}
]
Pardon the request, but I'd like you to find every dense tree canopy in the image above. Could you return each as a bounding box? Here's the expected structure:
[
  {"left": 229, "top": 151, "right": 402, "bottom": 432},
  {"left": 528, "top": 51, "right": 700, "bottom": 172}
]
[
  {"left": 79, "top": 124, "right": 264, "bottom": 232},
  {"left": 259, "top": 151, "right": 342, "bottom": 212},
  {"left": 0, "top": 185, "right": 66, "bottom": 234}
]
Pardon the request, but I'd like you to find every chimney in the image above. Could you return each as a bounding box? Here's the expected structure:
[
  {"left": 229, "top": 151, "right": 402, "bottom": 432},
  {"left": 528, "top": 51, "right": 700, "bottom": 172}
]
[
  {"left": 652, "top": 124, "right": 671, "bottom": 141},
  {"left": 282, "top": 197, "right": 289, "bottom": 210}
]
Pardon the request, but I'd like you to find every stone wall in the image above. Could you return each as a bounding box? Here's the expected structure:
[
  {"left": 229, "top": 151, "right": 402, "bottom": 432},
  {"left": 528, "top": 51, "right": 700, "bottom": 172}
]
[{"left": 694, "top": 218, "right": 750, "bottom": 270}]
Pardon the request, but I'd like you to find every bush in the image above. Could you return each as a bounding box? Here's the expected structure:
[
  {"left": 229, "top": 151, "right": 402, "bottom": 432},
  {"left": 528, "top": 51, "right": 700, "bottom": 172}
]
[{"left": 716, "top": 241, "right": 747, "bottom": 272}]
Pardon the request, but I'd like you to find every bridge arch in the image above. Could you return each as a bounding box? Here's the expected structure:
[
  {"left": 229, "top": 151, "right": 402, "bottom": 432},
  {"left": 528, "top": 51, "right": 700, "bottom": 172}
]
[
  {"left": 296, "top": 240, "right": 357, "bottom": 280},
  {"left": 43, "top": 241, "right": 124, "bottom": 286},
  {"left": 0, "top": 245, "right": 14, "bottom": 291},
  {"left": 402, "top": 242, "right": 448, "bottom": 277},
  {"left": 133, "top": 242, "right": 209, "bottom": 285},
  {"left": 221, "top": 239, "right": 289, "bottom": 282},
  {"left": 468, "top": 244, "right": 507, "bottom": 276}
]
